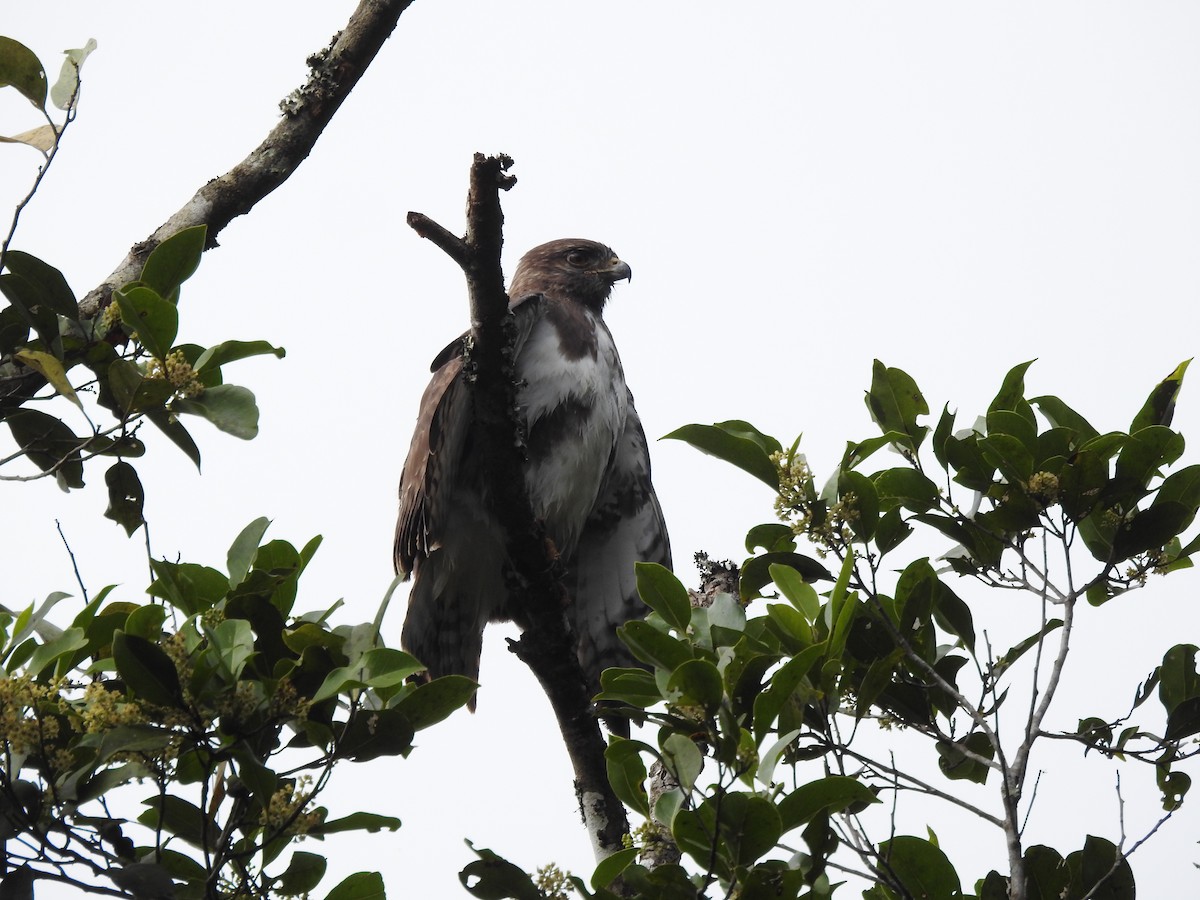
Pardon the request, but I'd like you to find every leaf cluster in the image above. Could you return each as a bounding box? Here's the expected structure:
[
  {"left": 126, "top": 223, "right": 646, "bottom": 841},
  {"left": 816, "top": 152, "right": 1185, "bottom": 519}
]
[{"left": 0, "top": 519, "right": 474, "bottom": 900}]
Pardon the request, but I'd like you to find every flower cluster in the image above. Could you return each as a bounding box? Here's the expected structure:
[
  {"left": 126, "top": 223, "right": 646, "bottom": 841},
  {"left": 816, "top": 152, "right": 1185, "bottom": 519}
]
[
  {"left": 535, "top": 864, "right": 572, "bottom": 900},
  {"left": 261, "top": 776, "right": 322, "bottom": 836},
  {"left": 146, "top": 349, "right": 205, "bottom": 398}
]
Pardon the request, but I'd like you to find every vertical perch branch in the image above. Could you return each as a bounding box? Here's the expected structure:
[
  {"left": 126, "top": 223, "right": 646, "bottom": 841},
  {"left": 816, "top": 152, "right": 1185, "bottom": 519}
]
[{"left": 407, "top": 154, "right": 632, "bottom": 862}]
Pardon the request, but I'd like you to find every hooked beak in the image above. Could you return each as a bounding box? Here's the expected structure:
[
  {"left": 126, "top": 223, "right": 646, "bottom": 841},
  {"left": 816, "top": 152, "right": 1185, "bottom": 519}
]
[{"left": 606, "top": 257, "right": 632, "bottom": 284}]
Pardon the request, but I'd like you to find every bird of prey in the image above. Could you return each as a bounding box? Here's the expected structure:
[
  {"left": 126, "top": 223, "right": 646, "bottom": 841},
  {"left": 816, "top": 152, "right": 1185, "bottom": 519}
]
[{"left": 394, "top": 238, "right": 671, "bottom": 716}]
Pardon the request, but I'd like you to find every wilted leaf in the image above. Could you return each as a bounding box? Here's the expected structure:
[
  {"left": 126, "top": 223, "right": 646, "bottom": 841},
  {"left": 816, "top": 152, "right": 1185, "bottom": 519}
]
[
  {"left": 14, "top": 349, "right": 79, "bottom": 407},
  {"left": 0, "top": 124, "right": 56, "bottom": 151},
  {"left": 49, "top": 39, "right": 97, "bottom": 110}
]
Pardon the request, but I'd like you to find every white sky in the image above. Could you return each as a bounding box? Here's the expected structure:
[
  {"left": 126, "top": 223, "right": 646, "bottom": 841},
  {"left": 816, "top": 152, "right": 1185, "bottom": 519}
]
[{"left": 4, "top": 2, "right": 1200, "bottom": 896}]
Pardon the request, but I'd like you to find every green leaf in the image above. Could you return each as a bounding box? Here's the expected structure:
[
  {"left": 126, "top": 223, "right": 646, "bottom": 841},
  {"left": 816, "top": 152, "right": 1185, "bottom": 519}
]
[
  {"left": 617, "top": 620, "right": 694, "bottom": 671},
  {"left": 777, "top": 775, "right": 879, "bottom": 832},
  {"left": 987, "top": 407, "right": 1037, "bottom": 454},
  {"left": 0, "top": 37, "right": 48, "bottom": 108},
  {"left": 193, "top": 338, "right": 286, "bottom": 371},
  {"left": 4, "top": 408, "right": 85, "bottom": 488},
  {"left": 313, "top": 812, "right": 400, "bottom": 836},
  {"left": 1065, "top": 835, "right": 1134, "bottom": 900},
  {"left": 174, "top": 384, "right": 260, "bottom": 439},
  {"left": 877, "top": 835, "right": 962, "bottom": 900},
  {"left": 988, "top": 360, "right": 1037, "bottom": 417},
  {"left": 605, "top": 738, "right": 651, "bottom": 817},
  {"left": 1022, "top": 845, "right": 1069, "bottom": 900},
  {"left": 203, "top": 617, "right": 256, "bottom": 680},
  {"left": 663, "top": 420, "right": 781, "bottom": 488},
  {"left": 596, "top": 667, "right": 663, "bottom": 708},
  {"left": 673, "top": 792, "right": 782, "bottom": 873},
  {"left": 141, "top": 225, "right": 207, "bottom": 303},
  {"left": 753, "top": 643, "right": 824, "bottom": 738},
  {"left": 873, "top": 467, "right": 938, "bottom": 513},
  {"left": 769, "top": 563, "right": 820, "bottom": 621},
  {"left": 838, "top": 468, "right": 879, "bottom": 540},
  {"left": 932, "top": 403, "right": 956, "bottom": 469},
  {"left": 740, "top": 552, "right": 831, "bottom": 602},
  {"left": 114, "top": 285, "right": 178, "bottom": 359},
  {"left": 1131, "top": 359, "right": 1190, "bottom": 431},
  {"left": 228, "top": 517, "right": 271, "bottom": 587},
  {"left": 77, "top": 724, "right": 174, "bottom": 765},
  {"left": 667, "top": 658, "right": 724, "bottom": 710},
  {"left": 978, "top": 433, "right": 1034, "bottom": 483},
  {"left": 277, "top": 851, "right": 327, "bottom": 896},
  {"left": 590, "top": 848, "right": 638, "bottom": 891},
  {"left": 391, "top": 675, "right": 476, "bottom": 730},
  {"left": 145, "top": 407, "right": 201, "bottom": 469},
  {"left": 875, "top": 507, "right": 913, "bottom": 555},
  {"left": 149, "top": 561, "right": 229, "bottom": 615},
  {"left": 1114, "top": 425, "right": 1185, "bottom": 498},
  {"left": 112, "top": 631, "right": 182, "bottom": 706},
  {"left": 1158, "top": 644, "right": 1200, "bottom": 716},
  {"left": 336, "top": 707, "right": 416, "bottom": 762},
  {"left": 635, "top": 562, "right": 691, "bottom": 631},
  {"left": 49, "top": 39, "right": 97, "bottom": 110},
  {"left": 24, "top": 626, "right": 85, "bottom": 678},
  {"left": 1112, "top": 503, "right": 1192, "bottom": 561},
  {"left": 104, "top": 461, "right": 145, "bottom": 536},
  {"left": 0, "top": 272, "right": 59, "bottom": 354},
  {"left": 323, "top": 871, "right": 385, "bottom": 900},
  {"left": 1032, "top": 395, "right": 1099, "bottom": 442},
  {"left": 459, "top": 842, "right": 541, "bottom": 900},
  {"left": 138, "top": 796, "right": 218, "bottom": 849},
  {"left": 106, "top": 358, "right": 174, "bottom": 415},
  {"left": 864, "top": 360, "right": 929, "bottom": 450},
  {"left": 993, "top": 619, "right": 1063, "bottom": 677},
  {"left": 661, "top": 733, "right": 704, "bottom": 792},
  {"left": 0, "top": 304, "right": 30, "bottom": 354},
  {"left": 935, "top": 732, "right": 994, "bottom": 783},
  {"left": 745, "top": 522, "right": 796, "bottom": 553},
  {"left": 3, "top": 251, "right": 77, "bottom": 320}
]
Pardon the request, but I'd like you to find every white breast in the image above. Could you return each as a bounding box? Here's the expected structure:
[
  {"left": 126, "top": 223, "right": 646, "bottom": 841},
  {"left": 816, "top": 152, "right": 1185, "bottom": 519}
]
[{"left": 516, "top": 312, "right": 628, "bottom": 557}]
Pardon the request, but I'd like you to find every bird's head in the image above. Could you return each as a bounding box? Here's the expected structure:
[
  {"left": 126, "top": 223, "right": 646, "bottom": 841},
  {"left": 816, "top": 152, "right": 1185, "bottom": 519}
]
[{"left": 509, "top": 239, "right": 631, "bottom": 313}]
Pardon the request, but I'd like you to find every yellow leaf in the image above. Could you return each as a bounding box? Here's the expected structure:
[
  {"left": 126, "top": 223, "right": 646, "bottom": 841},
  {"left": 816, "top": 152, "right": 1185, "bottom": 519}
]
[
  {"left": 15, "top": 349, "right": 81, "bottom": 408},
  {"left": 0, "top": 125, "right": 58, "bottom": 152}
]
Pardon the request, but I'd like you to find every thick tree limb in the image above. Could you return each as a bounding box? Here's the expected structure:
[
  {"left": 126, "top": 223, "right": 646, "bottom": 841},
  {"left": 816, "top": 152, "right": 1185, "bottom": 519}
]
[
  {"left": 407, "top": 154, "right": 632, "bottom": 862},
  {"left": 77, "top": 0, "right": 417, "bottom": 319}
]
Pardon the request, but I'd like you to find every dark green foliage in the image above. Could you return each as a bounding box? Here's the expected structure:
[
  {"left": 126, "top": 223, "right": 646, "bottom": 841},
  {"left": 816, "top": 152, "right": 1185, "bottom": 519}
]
[{"left": 0, "top": 522, "right": 469, "bottom": 899}]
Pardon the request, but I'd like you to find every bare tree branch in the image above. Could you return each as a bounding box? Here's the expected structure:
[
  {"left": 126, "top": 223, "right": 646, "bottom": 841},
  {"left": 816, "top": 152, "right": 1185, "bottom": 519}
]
[
  {"left": 77, "top": 0, "right": 418, "bottom": 319},
  {"left": 407, "top": 153, "right": 631, "bottom": 863}
]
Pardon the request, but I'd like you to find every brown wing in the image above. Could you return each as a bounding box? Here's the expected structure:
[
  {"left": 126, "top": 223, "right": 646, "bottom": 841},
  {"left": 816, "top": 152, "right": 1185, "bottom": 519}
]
[
  {"left": 394, "top": 294, "right": 545, "bottom": 577},
  {"left": 394, "top": 354, "right": 467, "bottom": 576}
]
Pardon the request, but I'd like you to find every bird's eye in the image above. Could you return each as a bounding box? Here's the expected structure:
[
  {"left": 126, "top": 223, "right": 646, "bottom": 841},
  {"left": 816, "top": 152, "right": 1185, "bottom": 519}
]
[{"left": 566, "top": 249, "right": 590, "bottom": 267}]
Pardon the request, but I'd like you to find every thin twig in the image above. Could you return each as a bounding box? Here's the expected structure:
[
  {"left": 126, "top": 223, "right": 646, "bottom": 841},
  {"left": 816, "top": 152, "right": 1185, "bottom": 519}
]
[{"left": 54, "top": 520, "right": 88, "bottom": 604}]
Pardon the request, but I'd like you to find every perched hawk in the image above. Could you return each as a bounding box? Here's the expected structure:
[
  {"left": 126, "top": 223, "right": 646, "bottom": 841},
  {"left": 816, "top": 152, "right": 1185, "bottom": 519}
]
[{"left": 395, "top": 239, "right": 671, "bottom": 717}]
